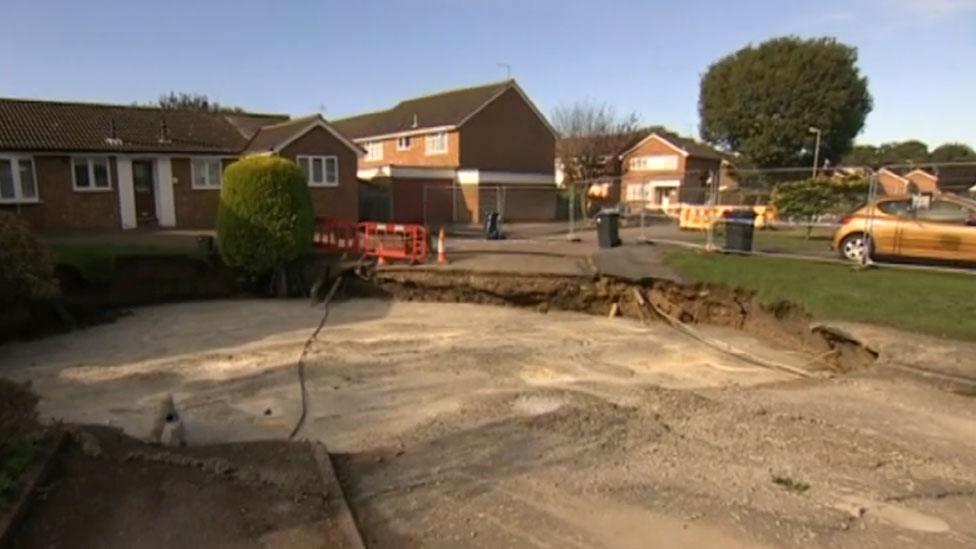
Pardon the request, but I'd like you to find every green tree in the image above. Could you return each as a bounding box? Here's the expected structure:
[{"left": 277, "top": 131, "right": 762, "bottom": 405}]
[
  {"left": 930, "top": 143, "right": 976, "bottom": 164},
  {"left": 699, "top": 36, "right": 872, "bottom": 169},
  {"left": 153, "top": 91, "right": 243, "bottom": 112},
  {"left": 877, "top": 140, "right": 929, "bottom": 165},
  {"left": 771, "top": 176, "right": 870, "bottom": 238},
  {"left": 841, "top": 144, "right": 880, "bottom": 167},
  {"left": 217, "top": 156, "right": 314, "bottom": 293}
]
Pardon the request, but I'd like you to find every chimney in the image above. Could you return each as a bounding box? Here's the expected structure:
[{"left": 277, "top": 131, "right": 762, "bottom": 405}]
[
  {"left": 104, "top": 119, "right": 122, "bottom": 146},
  {"left": 158, "top": 119, "right": 171, "bottom": 143},
  {"left": 411, "top": 114, "right": 419, "bottom": 128}
]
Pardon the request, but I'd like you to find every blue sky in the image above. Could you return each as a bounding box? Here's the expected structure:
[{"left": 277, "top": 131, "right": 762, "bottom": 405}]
[{"left": 1, "top": 0, "right": 974, "bottom": 146}]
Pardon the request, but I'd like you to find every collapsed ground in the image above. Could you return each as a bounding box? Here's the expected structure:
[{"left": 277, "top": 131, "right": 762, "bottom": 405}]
[{"left": 2, "top": 270, "right": 975, "bottom": 548}]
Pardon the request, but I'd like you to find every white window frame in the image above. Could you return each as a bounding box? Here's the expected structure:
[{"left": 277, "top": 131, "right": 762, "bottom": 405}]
[
  {"left": 364, "top": 141, "right": 383, "bottom": 161},
  {"left": 71, "top": 156, "right": 113, "bottom": 192},
  {"left": 191, "top": 158, "right": 223, "bottom": 190},
  {"left": 628, "top": 154, "right": 679, "bottom": 172},
  {"left": 0, "top": 154, "right": 39, "bottom": 204},
  {"left": 396, "top": 136, "right": 412, "bottom": 151},
  {"left": 425, "top": 132, "right": 448, "bottom": 156},
  {"left": 296, "top": 155, "right": 339, "bottom": 187}
]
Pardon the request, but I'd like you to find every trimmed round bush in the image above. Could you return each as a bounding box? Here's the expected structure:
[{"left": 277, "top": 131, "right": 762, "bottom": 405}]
[
  {"left": 217, "top": 156, "right": 314, "bottom": 274},
  {"left": 0, "top": 211, "right": 59, "bottom": 306}
]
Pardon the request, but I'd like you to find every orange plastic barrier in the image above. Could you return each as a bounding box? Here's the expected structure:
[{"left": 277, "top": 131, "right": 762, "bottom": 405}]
[
  {"left": 678, "top": 205, "right": 776, "bottom": 230},
  {"left": 313, "top": 218, "right": 360, "bottom": 252},
  {"left": 359, "top": 222, "right": 430, "bottom": 264}
]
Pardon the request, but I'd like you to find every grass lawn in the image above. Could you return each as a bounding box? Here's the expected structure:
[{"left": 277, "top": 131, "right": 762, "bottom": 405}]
[
  {"left": 666, "top": 249, "right": 976, "bottom": 341},
  {"left": 46, "top": 240, "right": 208, "bottom": 284},
  {"left": 713, "top": 225, "right": 836, "bottom": 256}
]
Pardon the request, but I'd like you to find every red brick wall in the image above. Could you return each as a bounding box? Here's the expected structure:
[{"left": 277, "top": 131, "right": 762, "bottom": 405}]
[
  {"left": 620, "top": 137, "right": 686, "bottom": 187},
  {"left": 0, "top": 155, "right": 121, "bottom": 232},
  {"left": 457, "top": 186, "right": 479, "bottom": 223},
  {"left": 278, "top": 126, "right": 360, "bottom": 222},
  {"left": 170, "top": 157, "right": 236, "bottom": 229},
  {"left": 358, "top": 131, "right": 460, "bottom": 169},
  {"left": 620, "top": 137, "right": 720, "bottom": 205},
  {"left": 878, "top": 172, "right": 907, "bottom": 196},
  {"left": 459, "top": 87, "right": 555, "bottom": 174}
]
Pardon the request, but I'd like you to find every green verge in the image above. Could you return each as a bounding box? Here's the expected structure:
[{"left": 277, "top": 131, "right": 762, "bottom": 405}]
[{"left": 665, "top": 249, "right": 976, "bottom": 341}]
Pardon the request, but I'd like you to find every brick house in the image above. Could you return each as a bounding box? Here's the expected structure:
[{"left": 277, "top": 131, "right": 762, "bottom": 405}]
[
  {"left": 556, "top": 131, "right": 730, "bottom": 210},
  {"left": 0, "top": 98, "right": 362, "bottom": 232},
  {"left": 332, "top": 79, "right": 557, "bottom": 223},
  {"left": 877, "top": 166, "right": 976, "bottom": 196},
  {"left": 618, "top": 133, "right": 726, "bottom": 208}
]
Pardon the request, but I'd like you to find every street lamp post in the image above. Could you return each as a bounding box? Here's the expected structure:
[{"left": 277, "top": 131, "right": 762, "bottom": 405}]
[{"left": 808, "top": 126, "right": 822, "bottom": 178}]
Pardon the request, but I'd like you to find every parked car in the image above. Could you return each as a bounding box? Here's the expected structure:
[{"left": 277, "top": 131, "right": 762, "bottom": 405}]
[{"left": 832, "top": 194, "right": 976, "bottom": 264}]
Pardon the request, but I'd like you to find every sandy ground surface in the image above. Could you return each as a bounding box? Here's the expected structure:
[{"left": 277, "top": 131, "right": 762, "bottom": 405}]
[{"left": 2, "top": 299, "right": 976, "bottom": 548}]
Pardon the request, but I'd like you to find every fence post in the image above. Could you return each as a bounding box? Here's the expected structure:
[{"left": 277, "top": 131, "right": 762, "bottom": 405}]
[
  {"left": 567, "top": 181, "right": 577, "bottom": 240},
  {"left": 862, "top": 170, "right": 878, "bottom": 267},
  {"left": 451, "top": 184, "right": 457, "bottom": 223},
  {"left": 705, "top": 169, "right": 718, "bottom": 251},
  {"left": 422, "top": 184, "right": 428, "bottom": 227},
  {"left": 639, "top": 182, "right": 647, "bottom": 242}
]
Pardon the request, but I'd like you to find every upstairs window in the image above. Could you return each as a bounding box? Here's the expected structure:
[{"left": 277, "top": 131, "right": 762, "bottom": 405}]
[
  {"left": 0, "top": 156, "right": 37, "bottom": 203},
  {"left": 425, "top": 132, "right": 448, "bottom": 155},
  {"left": 364, "top": 141, "right": 383, "bottom": 161},
  {"left": 191, "top": 158, "right": 222, "bottom": 189},
  {"left": 628, "top": 154, "right": 678, "bottom": 172},
  {"left": 297, "top": 155, "right": 339, "bottom": 187},
  {"left": 72, "top": 157, "right": 111, "bottom": 190},
  {"left": 397, "top": 136, "right": 412, "bottom": 150}
]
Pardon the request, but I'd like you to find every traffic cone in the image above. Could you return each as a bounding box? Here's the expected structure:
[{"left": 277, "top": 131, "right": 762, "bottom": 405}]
[{"left": 437, "top": 228, "right": 448, "bottom": 265}]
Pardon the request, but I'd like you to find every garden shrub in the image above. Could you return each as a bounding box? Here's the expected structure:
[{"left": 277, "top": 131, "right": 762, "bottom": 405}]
[
  {"left": 217, "top": 156, "right": 314, "bottom": 274},
  {"left": 0, "top": 211, "right": 59, "bottom": 307},
  {"left": 771, "top": 175, "right": 870, "bottom": 237}
]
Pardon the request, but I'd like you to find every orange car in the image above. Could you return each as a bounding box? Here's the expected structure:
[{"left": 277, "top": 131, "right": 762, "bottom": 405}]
[{"left": 832, "top": 194, "right": 976, "bottom": 264}]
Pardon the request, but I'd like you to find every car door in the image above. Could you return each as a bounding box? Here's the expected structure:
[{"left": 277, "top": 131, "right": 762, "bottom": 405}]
[
  {"left": 869, "top": 199, "right": 912, "bottom": 256},
  {"left": 898, "top": 199, "right": 974, "bottom": 261}
]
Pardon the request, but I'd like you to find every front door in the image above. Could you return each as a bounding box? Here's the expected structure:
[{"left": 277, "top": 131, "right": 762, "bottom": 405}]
[{"left": 132, "top": 160, "right": 157, "bottom": 226}]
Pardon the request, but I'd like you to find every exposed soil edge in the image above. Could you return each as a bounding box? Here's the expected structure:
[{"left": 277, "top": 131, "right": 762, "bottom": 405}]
[
  {"left": 310, "top": 442, "right": 366, "bottom": 549},
  {"left": 354, "top": 267, "right": 878, "bottom": 374}
]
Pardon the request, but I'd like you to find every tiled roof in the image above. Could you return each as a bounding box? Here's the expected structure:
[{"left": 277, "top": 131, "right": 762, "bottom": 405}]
[
  {"left": 664, "top": 134, "right": 726, "bottom": 161},
  {"left": 332, "top": 80, "right": 513, "bottom": 139},
  {"left": 0, "top": 97, "right": 288, "bottom": 153},
  {"left": 563, "top": 130, "right": 726, "bottom": 161},
  {"left": 244, "top": 115, "right": 323, "bottom": 153},
  {"left": 557, "top": 133, "right": 647, "bottom": 158}
]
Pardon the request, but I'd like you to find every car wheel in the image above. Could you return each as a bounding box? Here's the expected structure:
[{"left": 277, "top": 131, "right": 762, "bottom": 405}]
[{"left": 840, "top": 233, "right": 868, "bottom": 262}]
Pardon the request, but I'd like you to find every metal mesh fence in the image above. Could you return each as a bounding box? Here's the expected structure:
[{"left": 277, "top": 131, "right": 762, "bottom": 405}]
[
  {"left": 560, "top": 162, "right": 976, "bottom": 271},
  {"left": 409, "top": 162, "right": 975, "bottom": 272}
]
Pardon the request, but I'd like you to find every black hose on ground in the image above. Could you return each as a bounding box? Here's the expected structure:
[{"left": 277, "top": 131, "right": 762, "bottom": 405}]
[{"left": 288, "top": 275, "right": 344, "bottom": 440}]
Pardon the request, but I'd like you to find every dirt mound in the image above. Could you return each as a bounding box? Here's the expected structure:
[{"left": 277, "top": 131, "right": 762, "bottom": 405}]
[{"left": 361, "top": 268, "right": 878, "bottom": 374}]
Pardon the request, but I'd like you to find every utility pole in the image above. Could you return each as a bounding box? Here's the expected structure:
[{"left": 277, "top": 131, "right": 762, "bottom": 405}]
[{"left": 808, "top": 126, "right": 822, "bottom": 178}]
